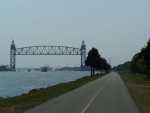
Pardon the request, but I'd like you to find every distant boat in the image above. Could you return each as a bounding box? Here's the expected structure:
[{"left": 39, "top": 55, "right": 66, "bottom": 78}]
[
  {"left": 27, "top": 69, "right": 31, "bottom": 72},
  {"left": 41, "top": 66, "right": 48, "bottom": 72}
]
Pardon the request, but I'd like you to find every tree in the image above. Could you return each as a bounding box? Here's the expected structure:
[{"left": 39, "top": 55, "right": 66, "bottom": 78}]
[
  {"left": 85, "top": 48, "right": 111, "bottom": 76},
  {"left": 130, "top": 39, "right": 150, "bottom": 78},
  {"left": 143, "top": 39, "right": 150, "bottom": 75},
  {"left": 98, "top": 58, "right": 111, "bottom": 72},
  {"left": 130, "top": 53, "right": 147, "bottom": 74},
  {"left": 85, "top": 48, "right": 100, "bottom": 76}
]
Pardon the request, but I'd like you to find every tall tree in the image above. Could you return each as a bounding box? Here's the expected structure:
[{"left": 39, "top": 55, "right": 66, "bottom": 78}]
[
  {"left": 130, "top": 39, "right": 150, "bottom": 78},
  {"left": 85, "top": 48, "right": 111, "bottom": 76},
  {"left": 85, "top": 48, "right": 100, "bottom": 76},
  {"left": 144, "top": 39, "right": 150, "bottom": 74}
]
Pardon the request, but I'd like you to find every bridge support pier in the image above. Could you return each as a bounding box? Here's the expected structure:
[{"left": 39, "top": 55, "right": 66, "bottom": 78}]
[
  {"left": 81, "top": 41, "right": 86, "bottom": 69},
  {"left": 10, "top": 40, "right": 16, "bottom": 71}
]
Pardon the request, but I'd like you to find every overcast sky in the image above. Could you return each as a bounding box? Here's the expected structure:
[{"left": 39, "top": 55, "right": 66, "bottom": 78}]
[{"left": 0, "top": 0, "right": 150, "bottom": 68}]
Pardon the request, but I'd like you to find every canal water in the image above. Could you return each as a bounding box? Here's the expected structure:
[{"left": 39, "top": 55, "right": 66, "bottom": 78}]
[{"left": 0, "top": 71, "right": 89, "bottom": 97}]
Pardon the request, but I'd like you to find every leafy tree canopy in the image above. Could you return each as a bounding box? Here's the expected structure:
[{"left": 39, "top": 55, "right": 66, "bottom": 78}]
[
  {"left": 85, "top": 48, "right": 111, "bottom": 76},
  {"left": 130, "top": 39, "right": 150, "bottom": 77}
]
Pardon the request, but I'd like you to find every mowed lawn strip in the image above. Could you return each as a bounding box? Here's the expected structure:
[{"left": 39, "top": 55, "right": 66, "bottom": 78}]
[
  {"left": 0, "top": 74, "right": 103, "bottom": 113},
  {"left": 120, "top": 72, "right": 150, "bottom": 113}
]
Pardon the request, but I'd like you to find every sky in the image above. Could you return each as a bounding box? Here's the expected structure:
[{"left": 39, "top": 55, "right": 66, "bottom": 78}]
[{"left": 0, "top": 0, "right": 150, "bottom": 68}]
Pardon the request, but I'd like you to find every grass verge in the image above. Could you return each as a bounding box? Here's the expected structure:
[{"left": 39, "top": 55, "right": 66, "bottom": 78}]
[
  {"left": 120, "top": 72, "right": 150, "bottom": 113},
  {"left": 0, "top": 74, "right": 103, "bottom": 113}
]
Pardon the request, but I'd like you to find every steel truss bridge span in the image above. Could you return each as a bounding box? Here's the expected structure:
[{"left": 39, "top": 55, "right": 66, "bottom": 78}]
[
  {"left": 16, "top": 46, "right": 81, "bottom": 55},
  {"left": 10, "top": 41, "right": 86, "bottom": 71}
]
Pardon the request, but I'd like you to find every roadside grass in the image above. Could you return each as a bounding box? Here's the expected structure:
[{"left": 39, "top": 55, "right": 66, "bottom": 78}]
[
  {"left": 120, "top": 72, "right": 150, "bottom": 113},
  {"left": 0, "top": 74, "right": 104, "bottom": 113}
]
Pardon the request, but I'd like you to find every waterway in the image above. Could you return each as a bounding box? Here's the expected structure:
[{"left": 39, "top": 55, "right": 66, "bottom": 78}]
[{"left": 0, "top": 71, "right": 89, "bottom": 97}]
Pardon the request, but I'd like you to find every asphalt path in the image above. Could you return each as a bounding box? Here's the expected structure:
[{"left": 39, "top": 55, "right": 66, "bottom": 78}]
[{"left": 24, "top": 72, "right": 140, "bottom": 113}]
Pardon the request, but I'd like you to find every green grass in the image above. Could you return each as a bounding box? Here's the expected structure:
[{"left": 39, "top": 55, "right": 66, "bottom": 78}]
[
  {"left": 0, "top": 74, "right": 103, "bottom": 113},
  {"left": 120, "top": 72, "right": 150, "bottom": 113}
]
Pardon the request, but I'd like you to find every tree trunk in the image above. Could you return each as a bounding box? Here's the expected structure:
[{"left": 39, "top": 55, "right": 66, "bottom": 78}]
[
  {"left": 92, "top": 67, "right": 93, "bottom": 76},
  {"left": 93, "top": 68, "right": 95, "bottom": 75},
  {"left": 91, "top": 67, "right": 95, "bottom": 76},
  {"left": 91, "top": 67, "right": 93, "bottom": 77}
]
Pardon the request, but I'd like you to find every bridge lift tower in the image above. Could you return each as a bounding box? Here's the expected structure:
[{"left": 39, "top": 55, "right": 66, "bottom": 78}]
[
  {"left": 80, "top": 41, "right": 86, "bottom": 68},
  {"left": 10, "top": 40, "right": 16, "bottom": 71},
  {"left": 10, "top": 40, "right": 86, "bottom": 71}
]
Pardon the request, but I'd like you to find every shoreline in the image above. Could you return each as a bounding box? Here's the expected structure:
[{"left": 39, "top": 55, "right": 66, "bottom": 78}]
[
  {"left": 0, "top": 71, "right": 90, "bottom": 98},
  {"left": 0, "top": 74, "right": 104, "bottom": 113}
]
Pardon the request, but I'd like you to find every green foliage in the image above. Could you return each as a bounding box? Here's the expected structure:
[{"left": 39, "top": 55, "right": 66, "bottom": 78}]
[
  {"left": 85, "top": 48, "right": 100, "bottom": 76},
  {"left": 120, "top": 72, "right": 150, "bottom": 113},
  {"left": 85, "top": 48, "right": 111, "bottom": 76},
  {"left": 130, "top": 39, "right": 150, "bottom": 78},
  {"left": 96, "top": 57, "right": 111, "bottom": 71},
  {"left": 130, "top": 53, "right": 147, "bottom": 73},
  {"left": 113, "top": 61, "right": 130, "bottom": 72},
  {"left": 143, "top": 40, "right": 150, "bottom": 74}
]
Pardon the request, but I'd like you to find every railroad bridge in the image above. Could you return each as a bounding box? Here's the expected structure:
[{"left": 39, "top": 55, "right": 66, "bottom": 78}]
[{"left": 10, "top": 41, "right": 86, "bottom": 71}]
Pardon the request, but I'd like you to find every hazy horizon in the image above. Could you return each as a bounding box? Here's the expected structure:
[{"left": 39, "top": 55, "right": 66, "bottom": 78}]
[{"left": 0, "top": 0, "right": 150, "bottom": 68}]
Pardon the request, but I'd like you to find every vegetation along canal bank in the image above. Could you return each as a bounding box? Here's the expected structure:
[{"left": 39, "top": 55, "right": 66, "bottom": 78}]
[
  {"left": 117, "top": 40, "right": 150, "bottom": 113},
  {"left": 0, "top": 73, "right": 106, "bottom": 113},
  {"left": 120, "top": 72, "right": 150, "bottom": 113}
]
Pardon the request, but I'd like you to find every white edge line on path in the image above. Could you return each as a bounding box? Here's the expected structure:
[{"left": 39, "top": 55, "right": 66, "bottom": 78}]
[{"left": 80, "top": 77, "right": 111, "bottom": 113}]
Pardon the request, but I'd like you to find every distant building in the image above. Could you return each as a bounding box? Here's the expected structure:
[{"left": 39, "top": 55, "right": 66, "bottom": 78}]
[{"left": 0, "top": 65, "right": 10, "bottom": 71}]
